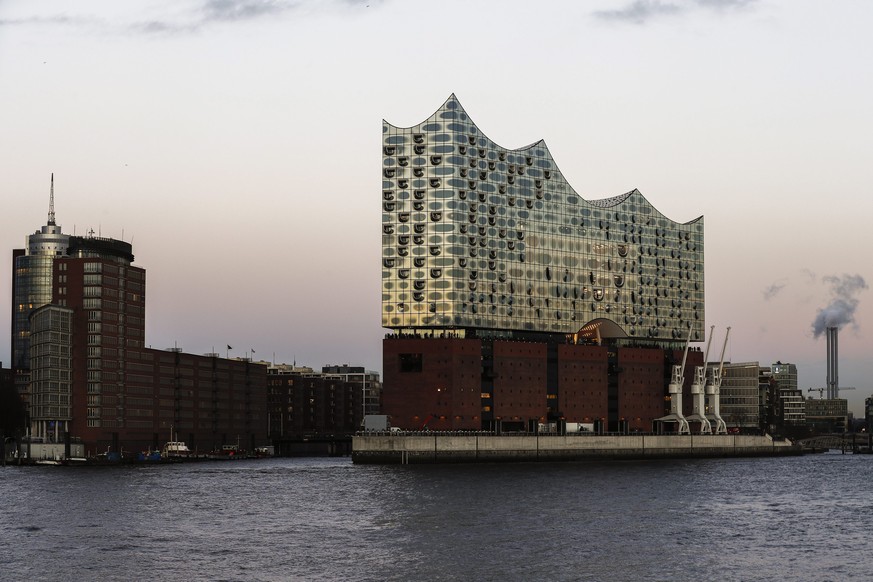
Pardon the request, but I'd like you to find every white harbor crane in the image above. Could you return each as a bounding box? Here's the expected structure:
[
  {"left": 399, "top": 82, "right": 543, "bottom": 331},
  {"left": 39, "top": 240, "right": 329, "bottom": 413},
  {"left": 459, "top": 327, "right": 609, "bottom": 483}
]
[
  {"left": 705, "top": 326, "right": 730, "bottom": 435},
  {"left": 686, "top": 325, "right": 715, "bottom": 434},
  {"left": 656, "top": 326, "right": 692, "bottom": 434}
]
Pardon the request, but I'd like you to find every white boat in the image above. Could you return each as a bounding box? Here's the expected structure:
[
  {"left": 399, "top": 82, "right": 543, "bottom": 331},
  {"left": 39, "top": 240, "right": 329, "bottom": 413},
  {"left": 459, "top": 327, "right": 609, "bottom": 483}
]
[
  {"left": 162, "top": 426, "right": 191, "bottom": 457},
  {"left": 162, "top": 441, "right": 191, "bottom": 457}
]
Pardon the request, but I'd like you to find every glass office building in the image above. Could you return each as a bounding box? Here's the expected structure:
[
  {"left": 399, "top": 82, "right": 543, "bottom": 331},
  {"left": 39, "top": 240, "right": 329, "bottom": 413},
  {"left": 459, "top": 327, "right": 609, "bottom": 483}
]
[
  {"left": 12, "top": 220, "right": 69, "bottom": 371},
  {"left": 382, "top": 95, "right": 704, "bottom": 342}
]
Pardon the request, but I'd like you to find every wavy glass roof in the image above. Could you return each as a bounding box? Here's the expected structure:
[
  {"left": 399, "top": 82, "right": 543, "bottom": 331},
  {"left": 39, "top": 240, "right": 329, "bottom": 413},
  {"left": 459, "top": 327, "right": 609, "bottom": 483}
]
[{"left": 382, "top": 95, "right": 704, "bottom": 341}]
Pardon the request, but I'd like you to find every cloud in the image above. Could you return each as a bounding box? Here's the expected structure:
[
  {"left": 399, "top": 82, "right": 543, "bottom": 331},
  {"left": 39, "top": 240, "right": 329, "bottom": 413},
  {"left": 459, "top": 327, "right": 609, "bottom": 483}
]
[
  {"left": 695, "top": 0, "right": 756, "bottom": 8},
  {"left": 762, "top": 281, "right": 785, "bottom": 301},
  {"left": 202, "top": 0, "right": 298, "bottom": 23},
  {"left": 3, "top": 0, "right": 374, "bottom": 36},
  {"left": 594, "top": 1, "right": 682, "bottom": 24},
  {"left": 0, "top": 14, "right": 99, "bottom": 28},
  {"left": 593, "top": 0, "right": 757, "bottom": 25},
  {"left": 131, "top": 20, "right": 197, "bottom": 35},
  {"left": 129, "top": 0, "right": 302, "bottom": 35},
  {"left": 811, "top": 274, "right": 868, "bottom": 337}
]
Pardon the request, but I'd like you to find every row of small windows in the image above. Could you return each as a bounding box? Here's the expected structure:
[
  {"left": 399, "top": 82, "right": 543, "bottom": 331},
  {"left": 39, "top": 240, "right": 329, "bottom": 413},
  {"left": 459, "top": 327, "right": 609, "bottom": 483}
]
[
  {"left": 385, "top": 141, "right": 545, "bottom": 168},
  {"left": 387, "top": 154, "right": 547, "bottom": 178}
]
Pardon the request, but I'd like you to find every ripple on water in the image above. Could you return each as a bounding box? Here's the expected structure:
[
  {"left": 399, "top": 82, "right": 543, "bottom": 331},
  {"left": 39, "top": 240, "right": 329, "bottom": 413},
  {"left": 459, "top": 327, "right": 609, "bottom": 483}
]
[{"left": 1, "top": 455, "right": 873, "bottom": 581}]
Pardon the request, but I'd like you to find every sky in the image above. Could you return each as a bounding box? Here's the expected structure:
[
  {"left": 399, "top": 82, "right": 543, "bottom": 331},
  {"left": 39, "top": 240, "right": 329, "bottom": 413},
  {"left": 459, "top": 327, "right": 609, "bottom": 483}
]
[{"left": 1, "top": 0, "right": 871, "bottom": 414}]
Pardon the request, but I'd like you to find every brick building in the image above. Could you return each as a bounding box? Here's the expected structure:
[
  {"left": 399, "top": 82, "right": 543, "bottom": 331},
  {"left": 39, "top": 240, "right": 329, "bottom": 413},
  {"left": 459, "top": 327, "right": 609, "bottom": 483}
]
[
  {"left": 267, "top": 366, "right": 365, "bottom": 455},
  {"left": 380, "top": 97, "right": 709, "bottom": 432},
  {"left": 15, "top": 197, "right": 267, "bottom": 455}
]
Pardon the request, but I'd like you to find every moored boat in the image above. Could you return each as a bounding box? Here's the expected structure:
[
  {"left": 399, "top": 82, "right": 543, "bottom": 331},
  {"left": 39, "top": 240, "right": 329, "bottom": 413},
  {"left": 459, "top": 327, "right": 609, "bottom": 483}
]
[{"left": 162, "top": 441, "right": 191, "bottom": 458}]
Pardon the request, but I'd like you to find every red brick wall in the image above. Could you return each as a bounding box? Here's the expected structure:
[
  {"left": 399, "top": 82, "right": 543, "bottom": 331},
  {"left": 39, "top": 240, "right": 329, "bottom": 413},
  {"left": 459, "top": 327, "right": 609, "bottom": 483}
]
[
  {"left": 492, "top": 341, "right": 548, "bottom": 422},
  {"left": 617, "top": 347, "right": 665, "bottom": 431},
  {"left": 558, "top": 344, "right": 608, "bottom": 423},
  {"left": 382, "top": 337, "right": 481, "bottom": 430}
]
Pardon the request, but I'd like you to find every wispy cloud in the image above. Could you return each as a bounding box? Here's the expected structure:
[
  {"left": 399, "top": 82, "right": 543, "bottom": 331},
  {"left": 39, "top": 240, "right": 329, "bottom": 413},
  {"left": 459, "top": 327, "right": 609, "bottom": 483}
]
[
  {"left": 594, "top": 1, "right": 682, "bottom": 25},
  {"left": 762, "top": 281, "right": 785, "bottom": 301},
  {"left": 202, "top": 0, "right": 298, "bottom": 23},
  {"left": 593, "top": 0, "right": 757, "bottom": 25},
  {"left": 695, "top": 0, "right": 756, "bottom": 9},
  {"left": 131, "top": 0, "right": 305, "bottom": 35},
  {"left": 0, "top": 14, "right": 100, "bottom": 28},
  {"left": 2, "top": 0, "right": 376, "bottom": 36}
]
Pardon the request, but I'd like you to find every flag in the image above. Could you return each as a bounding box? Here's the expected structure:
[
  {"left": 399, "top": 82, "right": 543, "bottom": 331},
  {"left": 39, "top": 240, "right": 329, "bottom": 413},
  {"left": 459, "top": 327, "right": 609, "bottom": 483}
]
[
  {"left": 251, "top": 348, "right": 256, "bottom": 354},
  {"left": 227, "top": 345, "right": 232, "bottom": 350}
]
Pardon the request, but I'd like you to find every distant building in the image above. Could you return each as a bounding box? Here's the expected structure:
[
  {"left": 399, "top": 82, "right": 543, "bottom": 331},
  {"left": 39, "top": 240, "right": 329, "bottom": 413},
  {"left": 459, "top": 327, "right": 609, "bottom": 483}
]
[
  {"left": 13, "top": 188, "right": 268, "bottom": 455},
  {"left": 771, "top": 362, "right": 806, "bottom": 427},
  {"left": 381, "top": 96, "right": 706, "bottom": 432},
  {"left": 805, "top": 398, "right": 848, "bottom": 433},
  {"left": 25, "top": 240, "right": 268, "bottom": 454},
  {"left": 780, "top": 390, "right": 807, "bottom": 427},
  {"left": 322, "top": 364, "right": 382, "bottom": 418},
  {"left": 0, "top": 363, "right": 26, "bottom": 436},
  {"left": 866, "top": 397, "right": 873, "bottom": 433},
  {"left": 720, "top": 362, "right": 762, "bottom": 431},
  {"left": 267, "top": 366, "right": 365, "bottom": 454},
  {"left": 772, "top": 362, "right": 798, "bottom": 390}
]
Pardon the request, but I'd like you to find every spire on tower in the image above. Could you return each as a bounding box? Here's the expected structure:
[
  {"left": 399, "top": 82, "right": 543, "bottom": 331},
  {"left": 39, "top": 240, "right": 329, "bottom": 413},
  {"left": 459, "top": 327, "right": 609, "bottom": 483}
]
[{"left": 48, "top": 173, "right": 56, "bottom": 226}]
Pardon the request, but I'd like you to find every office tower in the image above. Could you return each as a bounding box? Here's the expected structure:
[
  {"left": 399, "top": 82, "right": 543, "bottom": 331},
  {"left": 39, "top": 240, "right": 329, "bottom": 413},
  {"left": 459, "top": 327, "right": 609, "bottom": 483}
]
[{"left": 11, "top": 176, "right": 70, "bottom": 410}]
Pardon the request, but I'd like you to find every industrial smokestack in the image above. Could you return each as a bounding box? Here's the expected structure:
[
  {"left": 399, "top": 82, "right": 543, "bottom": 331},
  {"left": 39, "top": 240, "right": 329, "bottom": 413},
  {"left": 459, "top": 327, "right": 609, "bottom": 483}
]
[
  {"left": 826, "top": 327, "right": 838, "bottom": 399},
  {"left": 812, "top": 274, "right": 868, "bottom": 338}
]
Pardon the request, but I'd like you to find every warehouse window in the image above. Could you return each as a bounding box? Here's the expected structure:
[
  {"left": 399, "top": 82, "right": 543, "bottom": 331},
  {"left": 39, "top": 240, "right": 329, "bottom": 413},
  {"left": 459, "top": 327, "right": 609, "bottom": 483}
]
[{"left": 399, "top": 353, "right": 423, "bottom": 373}]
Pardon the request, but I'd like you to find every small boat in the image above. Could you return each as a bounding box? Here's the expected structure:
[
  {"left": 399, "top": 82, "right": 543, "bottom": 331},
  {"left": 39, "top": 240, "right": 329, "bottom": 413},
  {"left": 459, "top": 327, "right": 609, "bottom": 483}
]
[
  {"left": 137, "top": 450, "right": 163, "bottom": 462},
  {"left": 162, "top": 425, "right": 191, "bottom": 458},
  {"left": 162, "top": 441, "right": 191, "bottom": 458}
]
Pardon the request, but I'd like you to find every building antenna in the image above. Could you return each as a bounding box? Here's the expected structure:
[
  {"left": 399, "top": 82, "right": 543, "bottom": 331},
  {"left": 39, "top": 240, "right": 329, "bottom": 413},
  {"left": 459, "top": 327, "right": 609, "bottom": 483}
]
[{"left": 48, "top": 173, "right": 56, "bottom": 226}]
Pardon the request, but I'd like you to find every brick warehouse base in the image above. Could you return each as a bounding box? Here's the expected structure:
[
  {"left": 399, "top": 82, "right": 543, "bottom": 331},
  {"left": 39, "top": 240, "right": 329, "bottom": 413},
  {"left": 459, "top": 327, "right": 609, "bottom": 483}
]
[{"left": 382, "top": 336, "right": 704, "bottom": 433}]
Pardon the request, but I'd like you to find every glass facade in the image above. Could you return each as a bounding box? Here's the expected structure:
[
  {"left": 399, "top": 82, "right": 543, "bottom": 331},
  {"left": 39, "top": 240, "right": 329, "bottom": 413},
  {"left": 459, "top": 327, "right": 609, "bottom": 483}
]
[
  {"left": 13, "top": 224, "right": 69, "bottom": 370},
  {"left": 382, "top": 95, "right": 704, "bottom": 340},
  {"left": 721, "top": 362, "right": 762, "bottom": 428},
  {"left": 28, "top": 305, "right": 73, "bottom": 442}
]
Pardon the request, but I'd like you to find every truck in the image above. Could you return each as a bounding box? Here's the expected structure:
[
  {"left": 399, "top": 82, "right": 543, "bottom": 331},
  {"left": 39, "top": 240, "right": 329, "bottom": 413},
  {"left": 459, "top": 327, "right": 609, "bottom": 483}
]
[
  {"left": 363, "top": 415, "right": 390, "bottom": 432},
  {"left": 565, "top": 422, "right": 595, "bottom": 434}
]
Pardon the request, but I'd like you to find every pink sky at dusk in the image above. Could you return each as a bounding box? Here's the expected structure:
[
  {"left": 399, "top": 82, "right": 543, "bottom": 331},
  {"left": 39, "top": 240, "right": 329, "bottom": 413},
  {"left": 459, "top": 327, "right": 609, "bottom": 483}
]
[{"left": 1, "top": 0, "right": 871, "bottom": 413}]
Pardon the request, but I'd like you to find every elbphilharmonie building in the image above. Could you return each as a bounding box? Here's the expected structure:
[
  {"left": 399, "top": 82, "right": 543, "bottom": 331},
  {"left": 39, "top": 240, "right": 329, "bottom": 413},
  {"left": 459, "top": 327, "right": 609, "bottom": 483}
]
[
  {"left": 382, "top": 95, "right": 704, "bottom": 343},
  {"left": 381, "top": 95, "right": 706, "bottom": 432}
]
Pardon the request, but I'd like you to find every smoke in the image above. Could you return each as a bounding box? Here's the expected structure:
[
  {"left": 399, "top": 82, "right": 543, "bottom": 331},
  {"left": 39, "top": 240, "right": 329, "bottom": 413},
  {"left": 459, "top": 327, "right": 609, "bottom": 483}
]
[
  {"left": 762, "top": 281, "right": 785, "bottom": 301},
  {"left": 811, "top": 274, "right": 868, "bottom": 337}
]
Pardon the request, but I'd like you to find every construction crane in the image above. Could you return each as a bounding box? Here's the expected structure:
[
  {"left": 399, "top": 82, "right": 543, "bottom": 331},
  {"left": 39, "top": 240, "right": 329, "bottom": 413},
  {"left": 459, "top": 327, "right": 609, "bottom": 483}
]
[{"left": 808, "top": 387, "right": 855, "bottom": 399}]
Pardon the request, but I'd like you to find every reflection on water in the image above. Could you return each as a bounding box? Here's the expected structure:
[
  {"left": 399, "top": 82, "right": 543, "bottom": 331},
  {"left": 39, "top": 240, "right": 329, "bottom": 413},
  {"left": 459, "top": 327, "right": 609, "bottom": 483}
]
[{"left": 2, "top": 452, "right": 872, "bottom": 581}]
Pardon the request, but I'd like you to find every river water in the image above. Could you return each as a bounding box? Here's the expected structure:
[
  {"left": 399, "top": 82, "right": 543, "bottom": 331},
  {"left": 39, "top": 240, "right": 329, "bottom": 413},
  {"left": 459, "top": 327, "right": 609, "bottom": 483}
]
[{"left": 1, "top": 452, "right": 870, "bottom": 581}]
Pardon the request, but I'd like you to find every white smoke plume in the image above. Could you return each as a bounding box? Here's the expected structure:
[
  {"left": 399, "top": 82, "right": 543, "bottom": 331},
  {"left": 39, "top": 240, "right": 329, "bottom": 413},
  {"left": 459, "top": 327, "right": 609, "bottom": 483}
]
[{"left": 811, "top": 274, "right": 868, "bottom": 338}]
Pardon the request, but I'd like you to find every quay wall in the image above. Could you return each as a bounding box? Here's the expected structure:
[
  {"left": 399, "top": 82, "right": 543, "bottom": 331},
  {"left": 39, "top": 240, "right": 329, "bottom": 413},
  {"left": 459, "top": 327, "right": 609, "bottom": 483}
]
[{"left": 352, "top": 434, "right": 801, "bottom": 464}]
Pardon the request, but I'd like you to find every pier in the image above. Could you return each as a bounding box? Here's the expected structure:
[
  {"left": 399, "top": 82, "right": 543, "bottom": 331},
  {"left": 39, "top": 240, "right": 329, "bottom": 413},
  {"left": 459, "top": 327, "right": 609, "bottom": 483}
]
[{"left": 352, "top": 433, "right": 801, "bottom": 464}]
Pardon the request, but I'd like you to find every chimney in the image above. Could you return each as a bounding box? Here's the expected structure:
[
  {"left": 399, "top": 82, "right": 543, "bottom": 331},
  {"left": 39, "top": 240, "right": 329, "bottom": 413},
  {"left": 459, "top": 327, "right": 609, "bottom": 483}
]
[{"left": 826, "top": 326, "right": 838, "bottom": 399}]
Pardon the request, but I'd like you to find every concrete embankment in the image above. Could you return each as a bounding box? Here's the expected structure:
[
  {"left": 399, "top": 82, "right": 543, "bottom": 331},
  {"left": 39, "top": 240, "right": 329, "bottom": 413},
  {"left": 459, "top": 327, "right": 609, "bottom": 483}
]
[{"left": 352, "top": 434, "right": 801, "bottom": 464}]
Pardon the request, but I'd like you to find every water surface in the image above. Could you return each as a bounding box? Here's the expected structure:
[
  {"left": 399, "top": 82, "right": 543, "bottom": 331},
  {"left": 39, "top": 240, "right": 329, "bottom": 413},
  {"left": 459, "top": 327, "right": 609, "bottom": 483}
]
[{"left": 2, "top": 452, "right": 869, "bottom": 581}]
